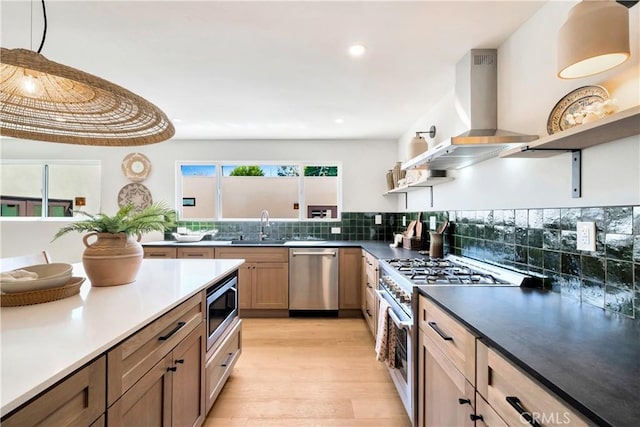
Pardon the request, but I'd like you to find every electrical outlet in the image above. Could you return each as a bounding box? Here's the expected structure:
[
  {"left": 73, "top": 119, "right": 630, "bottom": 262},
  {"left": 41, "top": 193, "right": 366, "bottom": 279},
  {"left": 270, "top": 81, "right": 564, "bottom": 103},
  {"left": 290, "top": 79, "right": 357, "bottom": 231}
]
[
  {"left": 576, "top": 221, "right": 596, "bottom": 251},
  {"left": 331, "top": 227, "right": 341, "bottom": 234},
  {"left": 375, "top": 214, "right": 382, "bottom": 225},
  {"left": 402, "top": 216, "right": 406, "bottom": 227},
  {"left": 430, "top": 216, "right": 437, "bottom": 230}
]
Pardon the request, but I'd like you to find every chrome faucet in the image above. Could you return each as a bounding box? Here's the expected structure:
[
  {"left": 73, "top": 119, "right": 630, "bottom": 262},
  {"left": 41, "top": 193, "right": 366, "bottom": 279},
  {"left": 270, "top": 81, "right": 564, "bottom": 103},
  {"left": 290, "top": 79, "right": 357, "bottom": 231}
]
[{"left": 259, "top": 210, "right": 270, "bottom": 240}]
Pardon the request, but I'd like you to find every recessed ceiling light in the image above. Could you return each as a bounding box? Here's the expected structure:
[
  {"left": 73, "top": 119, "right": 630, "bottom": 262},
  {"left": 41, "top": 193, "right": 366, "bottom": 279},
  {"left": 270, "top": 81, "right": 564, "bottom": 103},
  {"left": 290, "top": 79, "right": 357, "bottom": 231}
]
[
  {"left": 348, "top": 44, "right": 366, "bottom": 57},
  {"left": 334, "top": 118, "right": 344, "bottom": 124}
]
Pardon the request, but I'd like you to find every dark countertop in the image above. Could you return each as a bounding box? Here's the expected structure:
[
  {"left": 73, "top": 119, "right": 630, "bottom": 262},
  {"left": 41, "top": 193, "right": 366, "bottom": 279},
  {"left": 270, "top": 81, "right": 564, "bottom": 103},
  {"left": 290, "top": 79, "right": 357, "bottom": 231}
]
[
  {"left": 143, "top": 239, "right": 419, "bottom": 260},
  {"left": 417, "top": 286, "right": 640, "bottom": 427}
]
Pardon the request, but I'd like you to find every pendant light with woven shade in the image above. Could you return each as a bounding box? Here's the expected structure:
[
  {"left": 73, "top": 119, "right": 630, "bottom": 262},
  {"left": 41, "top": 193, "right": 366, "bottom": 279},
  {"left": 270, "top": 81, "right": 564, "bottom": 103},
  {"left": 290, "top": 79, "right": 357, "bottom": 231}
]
[{"left": 0, "top": 0, "right": 174, "bottom": 146}]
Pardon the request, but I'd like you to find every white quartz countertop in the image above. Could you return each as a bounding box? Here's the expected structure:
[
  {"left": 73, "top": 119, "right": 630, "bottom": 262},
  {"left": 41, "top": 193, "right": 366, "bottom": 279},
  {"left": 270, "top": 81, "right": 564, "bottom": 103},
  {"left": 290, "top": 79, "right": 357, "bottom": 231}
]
[{"left": 0, "top": 258, "right": 244, "bottom": 416}]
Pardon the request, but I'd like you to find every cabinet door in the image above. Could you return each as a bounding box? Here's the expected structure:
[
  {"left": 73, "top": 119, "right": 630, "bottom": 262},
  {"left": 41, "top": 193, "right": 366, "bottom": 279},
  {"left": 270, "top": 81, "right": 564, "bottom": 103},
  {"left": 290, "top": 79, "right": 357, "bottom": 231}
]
[
  {"left": 171, "top": 325, "right": 205, "bottom": 427},
  {"left": 252, "top": 262, "right": 289, "bottom": 309},
  {"left": 2, "top": 356, "right": 106, "bottom": 427},
  {"left": 339, "top": 248, "right": 362, "bottom": 309},
  {"left": 418, "top": 330, "right": 474, "bottom": 427},
  {"left": 107, "top": 354, "right": 173, "bottom": 427},
  {"left": 237, "top": 263, "right": 254, "bottom": 309}
]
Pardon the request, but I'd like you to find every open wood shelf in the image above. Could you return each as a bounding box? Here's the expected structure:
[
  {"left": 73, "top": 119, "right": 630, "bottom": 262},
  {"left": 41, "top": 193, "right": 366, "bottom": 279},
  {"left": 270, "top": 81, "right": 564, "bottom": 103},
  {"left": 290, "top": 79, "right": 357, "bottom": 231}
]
[
  {"left": 499, "top": 106, "right": 640, "bottom": 158},
  {"left": 384, "top": 176, "right": 454, "bottom": 195}
]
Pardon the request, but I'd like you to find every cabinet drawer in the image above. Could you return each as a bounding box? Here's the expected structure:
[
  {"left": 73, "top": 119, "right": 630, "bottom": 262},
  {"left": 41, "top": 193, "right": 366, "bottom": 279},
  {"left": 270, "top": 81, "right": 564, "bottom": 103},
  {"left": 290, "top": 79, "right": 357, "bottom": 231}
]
[
  {"left": 143, "top": 247, "right": 177, "bottom": 258},
  {"left": 205, "top": 319, "right": 242, "bottom": 412},
  {"left": 477, "top": 341, "right": 589, "bottom": 426},
  {"left": 418, "top": 295, "right": 475, "bottom": 384},
  {"left": 475, "top": 393, "right": 508, "bottom": 427},
  {"left": 107, "top": 293, "right": 204, "bottom": 405},
  {"left": 177, "top": 247, "right": 215, "bottom": 259},
  {"left": 2, "top": 356, "right": 105, "bottom": 427},
  {"left": 216, "top": 247, "right": 288, "bottom": 263},
  {"left": 363, "top": 250, "right": 378, "bottom": 285}
]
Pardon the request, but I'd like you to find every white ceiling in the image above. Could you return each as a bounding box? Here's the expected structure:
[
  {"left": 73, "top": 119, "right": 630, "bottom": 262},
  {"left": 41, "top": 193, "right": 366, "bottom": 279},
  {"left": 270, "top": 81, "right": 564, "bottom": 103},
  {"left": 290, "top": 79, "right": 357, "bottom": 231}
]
[{"left": 1, "top": 0, "right": 546, "bottom": 140}]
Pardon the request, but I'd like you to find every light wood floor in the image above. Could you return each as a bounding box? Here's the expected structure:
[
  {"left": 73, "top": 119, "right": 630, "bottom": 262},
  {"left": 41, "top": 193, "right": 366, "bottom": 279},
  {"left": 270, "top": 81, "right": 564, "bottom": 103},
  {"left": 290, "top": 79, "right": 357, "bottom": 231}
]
[{"left": 204, "top": 318, "right": 412, "bottom": 427}]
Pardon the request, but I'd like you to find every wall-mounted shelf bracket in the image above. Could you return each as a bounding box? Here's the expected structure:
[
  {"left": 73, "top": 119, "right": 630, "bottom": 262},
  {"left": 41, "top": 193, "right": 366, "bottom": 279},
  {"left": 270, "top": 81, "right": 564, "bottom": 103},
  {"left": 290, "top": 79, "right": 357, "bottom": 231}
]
[
  {"left": 572, "top": 150, "right": 581, "bottom": 198},
  {"left": 513, "top": 147, "right": 583, "bottom": 198}
]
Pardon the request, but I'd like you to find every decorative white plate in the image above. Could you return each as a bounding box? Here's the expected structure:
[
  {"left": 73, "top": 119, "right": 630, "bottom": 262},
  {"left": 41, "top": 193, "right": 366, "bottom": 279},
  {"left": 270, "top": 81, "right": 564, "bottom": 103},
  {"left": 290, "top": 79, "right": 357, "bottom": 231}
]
[
  {"left": 118, "top": 183, "right": 153, "bottom": 211},
  {"left": 546, "top": 86, "right": 609, "bottom": 135},
  {"left": 121, "top": 152, "right": 151, "bottom": 182}
]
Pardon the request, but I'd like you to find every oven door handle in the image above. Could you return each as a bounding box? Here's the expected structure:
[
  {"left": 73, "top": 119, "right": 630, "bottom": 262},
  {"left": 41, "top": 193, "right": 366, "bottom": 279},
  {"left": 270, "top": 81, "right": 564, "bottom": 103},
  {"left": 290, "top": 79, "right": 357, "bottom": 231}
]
[{"left": 375, "top": 290, "right": 412, "bottom": 329}]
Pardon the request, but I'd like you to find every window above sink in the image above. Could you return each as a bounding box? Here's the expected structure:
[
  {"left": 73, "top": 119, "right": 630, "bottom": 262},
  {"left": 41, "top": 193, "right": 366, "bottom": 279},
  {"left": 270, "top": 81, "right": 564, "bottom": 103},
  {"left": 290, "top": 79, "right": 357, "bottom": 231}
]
[{"left": 176, "top": 161, "right": 341, "bottom": 221}]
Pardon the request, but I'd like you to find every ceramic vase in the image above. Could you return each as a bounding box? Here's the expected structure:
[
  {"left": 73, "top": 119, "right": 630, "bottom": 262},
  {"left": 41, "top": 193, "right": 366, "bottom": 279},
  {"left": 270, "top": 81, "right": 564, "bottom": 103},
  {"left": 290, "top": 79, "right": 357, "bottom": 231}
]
[{"left": 82, "top": 232, "right": 143, "bottom": 286}]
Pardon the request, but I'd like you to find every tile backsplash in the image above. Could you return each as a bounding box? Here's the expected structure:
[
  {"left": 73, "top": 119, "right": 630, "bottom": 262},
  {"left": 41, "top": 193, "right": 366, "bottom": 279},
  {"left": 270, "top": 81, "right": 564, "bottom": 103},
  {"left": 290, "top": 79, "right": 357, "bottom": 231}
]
[
  {"left": 449, "top": 206, "right": 639, "bottom": 319},
  {"left": 175, "top": 205, "right": 639, "bottom": 318}
]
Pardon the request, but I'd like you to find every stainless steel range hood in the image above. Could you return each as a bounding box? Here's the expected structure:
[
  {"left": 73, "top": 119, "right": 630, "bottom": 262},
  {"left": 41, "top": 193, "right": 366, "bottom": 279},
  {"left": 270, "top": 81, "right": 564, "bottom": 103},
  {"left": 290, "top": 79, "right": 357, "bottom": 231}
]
[{"left": 403, "top": 49, "right": 538, "bottom": 170}]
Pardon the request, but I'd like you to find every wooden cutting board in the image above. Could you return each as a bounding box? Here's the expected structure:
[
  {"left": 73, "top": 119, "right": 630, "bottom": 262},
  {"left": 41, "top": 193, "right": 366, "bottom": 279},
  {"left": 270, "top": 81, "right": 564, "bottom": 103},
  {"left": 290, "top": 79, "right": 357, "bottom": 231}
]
[
  {"left": 415, "top": 213, "right": 423, "bottom": 239},
  {"left": 405, "top": 220, "right": 417, "bottom": 238}
]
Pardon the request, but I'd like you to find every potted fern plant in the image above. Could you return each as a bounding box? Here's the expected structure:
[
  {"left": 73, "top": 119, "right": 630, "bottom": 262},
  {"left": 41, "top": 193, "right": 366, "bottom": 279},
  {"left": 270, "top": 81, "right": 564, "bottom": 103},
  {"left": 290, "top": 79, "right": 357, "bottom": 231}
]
[{"left": 53, "top": 202, "right": 176, "bottom": 286}]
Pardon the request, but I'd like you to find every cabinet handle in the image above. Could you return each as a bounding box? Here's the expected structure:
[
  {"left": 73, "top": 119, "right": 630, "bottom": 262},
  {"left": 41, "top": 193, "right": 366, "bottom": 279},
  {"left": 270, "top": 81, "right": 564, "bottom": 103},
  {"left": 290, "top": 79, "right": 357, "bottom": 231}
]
[
  {"left": 366, "top": 283, "right": 373, "bottom": 289},
  {"left": 506, "top": 396, "right": 541, "bottom": 427},
  {"left": 158, "top": 321, "right": 186, "bottom": 341},
  {"left": 458, "top": 398, "right": 471, "bottom": 405},
  {"left": 221, "top": 352, "right": 234, "bottom": 367},
  {"left": 428, "top": 321, "right": 453, "bottom": 341},
  {"left": 167, "top": 366, "right": 177, "bottom": 372},
  {"left": 366, "top": 309, "right": 372, "bottom": 317},
  {"left": 470, "top": 414, "right": 484, "bottom": 421},
  {"left": 175, "top": 359, "right": 185, "bottom": 364}
]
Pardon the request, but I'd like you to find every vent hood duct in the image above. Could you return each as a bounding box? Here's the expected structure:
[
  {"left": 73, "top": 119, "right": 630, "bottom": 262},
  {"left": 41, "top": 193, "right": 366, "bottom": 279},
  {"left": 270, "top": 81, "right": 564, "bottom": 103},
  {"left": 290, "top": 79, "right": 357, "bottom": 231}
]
[{"left": 403, "top": 49, "right": 538, "bottom": 170}]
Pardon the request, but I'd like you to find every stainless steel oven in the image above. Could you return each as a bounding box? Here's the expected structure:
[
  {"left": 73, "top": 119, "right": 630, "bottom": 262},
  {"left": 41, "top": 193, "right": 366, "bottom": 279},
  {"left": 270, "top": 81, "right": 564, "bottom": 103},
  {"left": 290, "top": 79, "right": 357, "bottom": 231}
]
[
  {"left": 376, "top": 287, "right": 413, "bottom": 421},
  {"left": 206, "top": 272, "right": 238, "bottom": 351}
]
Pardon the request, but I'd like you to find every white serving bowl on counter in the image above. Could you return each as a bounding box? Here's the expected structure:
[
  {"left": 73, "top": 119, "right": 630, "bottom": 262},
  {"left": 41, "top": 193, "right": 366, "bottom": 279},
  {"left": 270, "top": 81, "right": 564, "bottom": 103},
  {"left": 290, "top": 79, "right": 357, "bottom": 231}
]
[
  {"left": 172, "top": 229, "right": 218, "bottom": 242},
  {"left": 0, "top": 263, "right": 73, "bottom": 293}
]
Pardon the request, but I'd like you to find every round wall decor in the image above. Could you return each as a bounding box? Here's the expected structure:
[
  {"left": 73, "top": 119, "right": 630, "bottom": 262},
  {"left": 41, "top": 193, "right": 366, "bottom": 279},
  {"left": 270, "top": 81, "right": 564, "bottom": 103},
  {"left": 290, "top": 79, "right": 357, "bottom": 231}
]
[
  {"left": 118, "top": 183, "right": 152, "bottom": 211},
  {"left": 121, "top": 152, "right": 151, "bottom": 182}
]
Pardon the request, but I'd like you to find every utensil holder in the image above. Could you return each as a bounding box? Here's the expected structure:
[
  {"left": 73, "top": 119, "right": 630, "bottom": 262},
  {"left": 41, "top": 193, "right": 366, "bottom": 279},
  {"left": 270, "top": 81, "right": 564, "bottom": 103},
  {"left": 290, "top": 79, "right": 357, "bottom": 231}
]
[{"left": 429, "top": 232, "right": 443, "bottom": 258}]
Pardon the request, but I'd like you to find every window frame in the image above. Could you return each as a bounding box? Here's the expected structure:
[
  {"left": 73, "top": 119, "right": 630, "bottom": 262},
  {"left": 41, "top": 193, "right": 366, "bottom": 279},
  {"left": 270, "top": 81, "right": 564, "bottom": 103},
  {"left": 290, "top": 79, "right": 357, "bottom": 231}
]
[
  {"left": 175, "top": 160, "right": 342, "bottom": 221},
  {"left": 0, "top": 159, "right": 102, "bottom": 220}
]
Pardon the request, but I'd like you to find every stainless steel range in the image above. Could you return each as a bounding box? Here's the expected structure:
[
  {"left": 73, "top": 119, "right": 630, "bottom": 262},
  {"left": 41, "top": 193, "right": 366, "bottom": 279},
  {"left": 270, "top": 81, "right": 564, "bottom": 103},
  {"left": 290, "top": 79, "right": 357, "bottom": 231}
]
[{"left": 375, "top": 254, "right": 540, "bottom": 425}]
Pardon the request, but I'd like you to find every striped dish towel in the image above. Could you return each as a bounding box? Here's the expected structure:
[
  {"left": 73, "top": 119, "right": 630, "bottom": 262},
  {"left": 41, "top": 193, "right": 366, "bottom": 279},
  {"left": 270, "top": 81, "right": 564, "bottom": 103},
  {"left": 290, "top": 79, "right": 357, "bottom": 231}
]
[{"left": 375, "top": 298, "right": 391, "bottom": 362}]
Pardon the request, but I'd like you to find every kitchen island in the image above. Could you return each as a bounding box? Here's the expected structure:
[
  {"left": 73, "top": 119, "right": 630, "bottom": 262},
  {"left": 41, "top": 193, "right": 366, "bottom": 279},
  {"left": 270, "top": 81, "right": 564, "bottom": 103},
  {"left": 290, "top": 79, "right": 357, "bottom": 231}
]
[{"left": 0, "top": 258, "right": 244, "bottom": 419}]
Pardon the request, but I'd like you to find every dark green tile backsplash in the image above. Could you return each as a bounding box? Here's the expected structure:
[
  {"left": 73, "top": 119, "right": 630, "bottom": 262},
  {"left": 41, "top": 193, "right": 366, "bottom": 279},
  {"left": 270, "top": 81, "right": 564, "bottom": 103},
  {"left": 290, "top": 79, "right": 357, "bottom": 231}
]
[
  {"left": 173, "top": 205, "right": 639, "bottom": 319},
  {"left": 447, "top": 206, "right": 639, "bottom": 319}
]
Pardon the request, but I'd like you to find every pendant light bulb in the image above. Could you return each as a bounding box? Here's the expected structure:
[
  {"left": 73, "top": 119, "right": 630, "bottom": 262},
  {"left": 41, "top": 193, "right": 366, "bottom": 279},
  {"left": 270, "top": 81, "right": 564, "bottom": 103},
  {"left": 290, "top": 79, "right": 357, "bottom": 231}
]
[{"left": 21, "top": 71, "right": 43, "bottom": 97}]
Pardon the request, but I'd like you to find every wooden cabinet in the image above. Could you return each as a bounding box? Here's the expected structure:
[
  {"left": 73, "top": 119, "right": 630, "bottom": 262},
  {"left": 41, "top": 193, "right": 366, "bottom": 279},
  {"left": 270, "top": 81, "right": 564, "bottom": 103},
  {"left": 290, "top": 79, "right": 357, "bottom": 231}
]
[
  {"left": 338, "top": 248, "right": 362, "bottom": 309},
  {"left": 216, "top": 248, "right": 288, "bottom": 312},
  {"left": 107, "top": 293, "right": 204, "bottom": 404},
  {"left": 205, "top": 318, "right": 242, "bottom": 413},
  {"left": 107, "top": 325, "right": 205, "bottom": 427},
  {"left": 144, "top": 246, "right": 177, "bottom": 259},
  {"left": 177, "top": 247, "right": 215, "bottom": 259},
  {"left": 418, "top": 330, "right": 474, "bottom": 427},
  {"left": 1, "top": 356, "right": 106, "bottom": 427},
  {"left": 361, "top": 250, "right": 378, "bottom": 336},
  {"left": 476, "top": 341, "right": 589, "bottom": 427},
  {"left": 417, "top": 294, "right": 476, "bottom": 427}
]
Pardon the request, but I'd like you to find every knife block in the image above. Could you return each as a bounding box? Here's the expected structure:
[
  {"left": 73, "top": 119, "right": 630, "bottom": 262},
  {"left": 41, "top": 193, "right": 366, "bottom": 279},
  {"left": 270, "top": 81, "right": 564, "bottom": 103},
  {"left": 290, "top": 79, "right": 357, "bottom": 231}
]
[{"left": 403, "top": 237, "right": 422, "bottom": 250}]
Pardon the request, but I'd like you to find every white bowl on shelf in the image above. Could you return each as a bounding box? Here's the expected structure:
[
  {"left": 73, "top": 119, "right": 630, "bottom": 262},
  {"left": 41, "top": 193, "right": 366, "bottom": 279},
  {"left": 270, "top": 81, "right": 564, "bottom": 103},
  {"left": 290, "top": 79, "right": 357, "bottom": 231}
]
[{"left": 0, "top": 263, "right": 73, "bottom": 293}]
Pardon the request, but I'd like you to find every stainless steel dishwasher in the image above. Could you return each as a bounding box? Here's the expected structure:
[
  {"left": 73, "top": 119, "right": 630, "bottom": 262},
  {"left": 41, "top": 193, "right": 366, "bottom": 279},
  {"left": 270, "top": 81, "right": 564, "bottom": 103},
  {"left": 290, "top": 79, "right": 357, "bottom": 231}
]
[{"left": 289, "top": 248, "right": 339, "bottom": 311}]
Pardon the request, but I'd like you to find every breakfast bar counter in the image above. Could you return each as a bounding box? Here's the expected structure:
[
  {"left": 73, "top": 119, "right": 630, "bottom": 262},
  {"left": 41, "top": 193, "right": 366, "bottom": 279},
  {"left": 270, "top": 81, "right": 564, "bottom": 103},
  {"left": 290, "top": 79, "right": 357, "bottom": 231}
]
[{"left": 0, "top": 258, "right": 244, "bottom": 417}]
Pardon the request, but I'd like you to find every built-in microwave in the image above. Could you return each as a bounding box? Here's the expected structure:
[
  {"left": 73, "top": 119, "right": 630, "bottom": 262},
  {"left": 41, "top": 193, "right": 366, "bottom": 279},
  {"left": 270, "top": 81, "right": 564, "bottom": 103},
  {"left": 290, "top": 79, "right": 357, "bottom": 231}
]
[{"left": 206, "top": 272, "right": 238, "bottom": 351}]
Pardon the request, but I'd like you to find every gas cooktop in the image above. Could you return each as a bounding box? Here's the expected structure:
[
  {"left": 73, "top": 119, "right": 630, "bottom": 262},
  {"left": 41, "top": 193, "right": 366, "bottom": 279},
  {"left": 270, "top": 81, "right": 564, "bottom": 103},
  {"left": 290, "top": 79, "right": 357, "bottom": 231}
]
[{"left": 381, "top": 255, "right": 540, "bottom": 288}]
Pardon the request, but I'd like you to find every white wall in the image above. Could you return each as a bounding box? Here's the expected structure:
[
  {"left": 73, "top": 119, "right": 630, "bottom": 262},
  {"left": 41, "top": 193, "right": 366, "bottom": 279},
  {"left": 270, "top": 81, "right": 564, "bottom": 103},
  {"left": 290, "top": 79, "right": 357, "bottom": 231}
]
[
  {"left": 0, "top": 138, "right": 396, "bottom": 262},
  {"left": 399, "top": 1, "right": 640, "bottom": 211}
]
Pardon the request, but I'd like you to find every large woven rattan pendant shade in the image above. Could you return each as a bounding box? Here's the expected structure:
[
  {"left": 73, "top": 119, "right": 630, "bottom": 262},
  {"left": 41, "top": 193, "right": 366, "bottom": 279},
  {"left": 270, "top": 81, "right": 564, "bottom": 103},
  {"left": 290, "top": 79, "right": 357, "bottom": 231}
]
[{"left": 0, "top": 47, "right": 175, "bottom": 145}]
